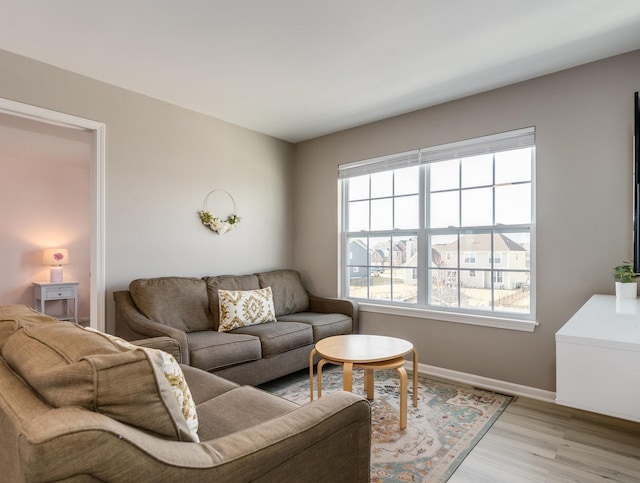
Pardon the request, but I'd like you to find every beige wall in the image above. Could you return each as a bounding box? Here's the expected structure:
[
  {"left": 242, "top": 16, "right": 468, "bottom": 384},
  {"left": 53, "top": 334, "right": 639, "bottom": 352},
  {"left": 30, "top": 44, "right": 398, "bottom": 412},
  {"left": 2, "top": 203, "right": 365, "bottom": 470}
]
[
  {"left": 0, "top": 49, "right": 294, "bottom": 333},
  {"left": 293, "top": 50, "right": 640, "bottom": 391}
]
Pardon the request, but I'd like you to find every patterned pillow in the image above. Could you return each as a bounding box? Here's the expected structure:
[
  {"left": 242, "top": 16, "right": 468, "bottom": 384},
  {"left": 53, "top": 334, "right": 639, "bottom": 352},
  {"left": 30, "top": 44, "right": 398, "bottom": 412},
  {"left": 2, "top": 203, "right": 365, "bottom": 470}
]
[
  {"left": 218, "top": 287, "right": 276, "bottom": 332},
  {"left": 83, "top": 327, "right": 199, "bottom": 442}
]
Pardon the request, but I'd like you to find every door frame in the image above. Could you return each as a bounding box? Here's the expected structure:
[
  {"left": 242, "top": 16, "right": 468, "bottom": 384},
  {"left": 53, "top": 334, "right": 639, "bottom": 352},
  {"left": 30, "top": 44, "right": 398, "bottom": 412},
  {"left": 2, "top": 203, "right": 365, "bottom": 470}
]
[{"left": 0, "top": 97, "right": 106, "bottom": 331}]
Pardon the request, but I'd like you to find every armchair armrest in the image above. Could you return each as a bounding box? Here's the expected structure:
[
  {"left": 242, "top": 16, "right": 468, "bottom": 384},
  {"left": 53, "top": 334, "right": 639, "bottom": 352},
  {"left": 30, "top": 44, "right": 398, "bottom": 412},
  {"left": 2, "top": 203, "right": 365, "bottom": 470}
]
[
  {"left": 113, "top": 290, "right": 190, "bottom": 365},
  {"left": 308, "top": 294, "right": 359, "bottom": 333}
]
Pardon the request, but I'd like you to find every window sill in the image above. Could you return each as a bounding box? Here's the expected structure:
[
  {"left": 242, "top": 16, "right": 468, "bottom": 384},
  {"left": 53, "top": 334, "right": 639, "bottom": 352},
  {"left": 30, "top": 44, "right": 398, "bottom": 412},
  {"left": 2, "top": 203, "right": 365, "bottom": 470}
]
[{"left": 357, "top": 302, "right": 538, "bottom": 332}]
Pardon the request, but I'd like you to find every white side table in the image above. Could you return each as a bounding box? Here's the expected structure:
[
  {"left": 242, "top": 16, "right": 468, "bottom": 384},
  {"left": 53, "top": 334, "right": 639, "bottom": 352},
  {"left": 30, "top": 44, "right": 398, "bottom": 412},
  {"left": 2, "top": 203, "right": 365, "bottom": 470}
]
[{"left": 33, "top": 281, "right": 79, "bottom": 323}]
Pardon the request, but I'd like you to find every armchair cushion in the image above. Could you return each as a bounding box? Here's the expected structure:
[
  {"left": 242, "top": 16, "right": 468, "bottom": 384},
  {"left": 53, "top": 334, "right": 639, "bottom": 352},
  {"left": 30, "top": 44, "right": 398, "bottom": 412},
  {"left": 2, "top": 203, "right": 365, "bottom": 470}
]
[
  {"left": 258, "top": 269, "right": 309, "bottom": 316},
  {"left": 2, "top": 322, "right": 198, "bottom": 442},
  {"left": 130, "top": 277, "right": 211, "bottom": 332}
]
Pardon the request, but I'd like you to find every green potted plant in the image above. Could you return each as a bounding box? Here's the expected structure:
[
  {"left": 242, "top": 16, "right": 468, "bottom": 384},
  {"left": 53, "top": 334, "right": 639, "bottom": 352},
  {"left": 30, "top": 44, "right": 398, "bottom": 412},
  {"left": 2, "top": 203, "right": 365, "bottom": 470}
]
[{"left": 613, "top": 261, "right": 639, "bottom": 298}]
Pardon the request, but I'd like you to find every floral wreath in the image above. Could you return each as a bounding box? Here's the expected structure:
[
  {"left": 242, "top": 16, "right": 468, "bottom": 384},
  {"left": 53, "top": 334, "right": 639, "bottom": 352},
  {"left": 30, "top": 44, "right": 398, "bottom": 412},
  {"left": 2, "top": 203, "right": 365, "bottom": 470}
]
[{"left": 198, "top": 190, "right": 241, "bottom": 234}]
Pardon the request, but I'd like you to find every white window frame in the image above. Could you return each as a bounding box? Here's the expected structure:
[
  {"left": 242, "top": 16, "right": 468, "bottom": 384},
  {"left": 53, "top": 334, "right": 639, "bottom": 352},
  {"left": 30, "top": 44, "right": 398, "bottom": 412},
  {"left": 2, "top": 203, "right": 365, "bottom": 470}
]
[{"left": 339, "top": 127, "right": 537, "bottom": 332}]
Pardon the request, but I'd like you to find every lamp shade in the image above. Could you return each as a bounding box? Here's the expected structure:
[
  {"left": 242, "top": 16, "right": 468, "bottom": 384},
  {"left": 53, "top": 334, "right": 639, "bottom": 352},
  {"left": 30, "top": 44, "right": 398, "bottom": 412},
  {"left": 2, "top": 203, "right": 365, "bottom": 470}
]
[{"left": 42, "top": 248, "right": 69, "bottom": 266}]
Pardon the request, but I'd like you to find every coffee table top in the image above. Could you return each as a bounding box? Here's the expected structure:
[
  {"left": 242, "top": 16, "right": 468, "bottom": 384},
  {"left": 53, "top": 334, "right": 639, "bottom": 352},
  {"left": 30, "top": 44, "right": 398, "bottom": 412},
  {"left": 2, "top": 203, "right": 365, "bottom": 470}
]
[{"left": 315, "top": 334, "right": 413, "bottom": 363}]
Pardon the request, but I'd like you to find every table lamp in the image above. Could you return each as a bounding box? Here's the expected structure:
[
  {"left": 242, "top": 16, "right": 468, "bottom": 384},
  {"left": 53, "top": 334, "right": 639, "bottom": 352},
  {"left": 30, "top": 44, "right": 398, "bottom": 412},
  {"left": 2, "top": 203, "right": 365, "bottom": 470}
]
[{"left": 43, "top": 248, "right": 69, "bottom": 283}]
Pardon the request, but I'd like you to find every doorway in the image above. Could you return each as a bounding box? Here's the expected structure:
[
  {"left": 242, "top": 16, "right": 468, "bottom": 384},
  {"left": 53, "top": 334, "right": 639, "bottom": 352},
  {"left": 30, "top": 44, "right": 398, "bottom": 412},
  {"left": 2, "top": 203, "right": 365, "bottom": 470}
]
[{"left": 0, "top": 98, "right": 106, "bottom": 331}]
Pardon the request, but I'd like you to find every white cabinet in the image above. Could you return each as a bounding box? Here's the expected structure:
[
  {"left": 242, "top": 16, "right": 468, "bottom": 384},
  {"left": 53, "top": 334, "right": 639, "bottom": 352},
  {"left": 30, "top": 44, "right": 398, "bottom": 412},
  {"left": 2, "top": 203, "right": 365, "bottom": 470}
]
[
  {"left": 33, "top": 281, "right": 79, "bottom": 323},
  {"left": 556, "top": 294, "right": 640, "bottom": 422}
]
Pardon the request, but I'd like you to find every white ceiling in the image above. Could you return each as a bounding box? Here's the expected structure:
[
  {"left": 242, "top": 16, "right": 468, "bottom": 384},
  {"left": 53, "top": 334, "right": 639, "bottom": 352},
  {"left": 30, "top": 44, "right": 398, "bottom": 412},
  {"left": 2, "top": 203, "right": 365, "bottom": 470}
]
[{"left": 2, "top": 0, "right": 640, "bottom": 143}]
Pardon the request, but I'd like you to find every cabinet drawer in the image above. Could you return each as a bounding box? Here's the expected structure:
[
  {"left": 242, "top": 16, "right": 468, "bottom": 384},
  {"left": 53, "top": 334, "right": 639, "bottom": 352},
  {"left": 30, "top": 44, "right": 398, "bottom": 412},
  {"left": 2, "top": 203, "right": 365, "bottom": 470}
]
[{"left": 45, "top": 287, "right": 75, "bottom": 299}]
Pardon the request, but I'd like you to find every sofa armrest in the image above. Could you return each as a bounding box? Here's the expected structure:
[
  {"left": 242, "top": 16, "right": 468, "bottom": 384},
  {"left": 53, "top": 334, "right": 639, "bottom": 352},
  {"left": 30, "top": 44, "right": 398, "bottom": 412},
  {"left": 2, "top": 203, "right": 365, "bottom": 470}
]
[
  {"left": 132, "top": 336, "right": 182, "bottom": 361},
  {"left": 113, "top": 291, "right": 190, "bottom": 365},
  {"left": 308, "top": 294, "right": 359, "bottom": 333}
]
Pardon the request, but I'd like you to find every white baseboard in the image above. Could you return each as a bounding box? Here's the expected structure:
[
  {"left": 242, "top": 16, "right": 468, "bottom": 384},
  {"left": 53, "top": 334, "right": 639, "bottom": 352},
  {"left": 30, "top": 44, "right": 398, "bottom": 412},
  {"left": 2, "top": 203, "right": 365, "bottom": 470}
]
[{"left": 406, "top": 361, "right": 557, "bottom": 404}]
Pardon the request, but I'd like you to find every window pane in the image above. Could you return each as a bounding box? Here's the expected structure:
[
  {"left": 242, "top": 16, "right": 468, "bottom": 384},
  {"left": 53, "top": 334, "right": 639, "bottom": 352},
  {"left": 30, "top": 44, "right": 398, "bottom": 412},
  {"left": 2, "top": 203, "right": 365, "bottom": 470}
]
[
  {"left": 371, "top": 198, "right": 393, "bottom": 230},
  {"left": 371, "top": 171, "right": 392, "bottom": 198},
  {"left": 369, "top": 276, "right": 392, "bottom": 301},
  {"left": 430, "top": 159, "right": 459, "bottom": 191},
  {"left": 495, "top": 148, "right": 531, "bottom": 184},
  {"left": 395, "top": 235, "right": 418, "bottom": 267},
  {"left": 494, "top": 271, "right": 530, "bottom": 313},
  {"left": 461, "top": 154, "right": 493, "bottom": 188},
  {"left": 348, "top": 200, "right": 369, "bottom": 231},
  {"left": 347, "top": 237, "right": 368, "bottom": 267},
  {"left": 430, "top": 268, "right": 458, "bottom": 307},
  {"left": 495, "top": 232, "right": 530, "bottom": 270},
  {"left": 347, "top": 270, "right": 368, "bottom": 299},
  {"left": 431, "top": 233, "right": 457, "bottom": 268},
  {"left": 348, "top": 175, "right": 369, "bottom": 201},
  {"left": 430, "top": 191, "right": 459, "bottom": 228},
  {"left": 460, "top": 270, "right": 491, "bottom": 311},
  {"left": 392, "top": 268, "right": 418, "bottom": 303},
  {"left": 370, "top": 236, "right": 391, "bottom": 267},
  {"left": 460, "top": 232, "right": 491, "bottom": 269},
  {"left": 495, "top": 184, "right": 531, "bottom": 225},
  {"left": 394, "top": 166, "right": 419, "bottom": 196},
  {"left": 461, "top": 187, "right": 492, "bottom": 226},
  {"left": 395, "top": 195, "right": 419, "bottom": 229}
]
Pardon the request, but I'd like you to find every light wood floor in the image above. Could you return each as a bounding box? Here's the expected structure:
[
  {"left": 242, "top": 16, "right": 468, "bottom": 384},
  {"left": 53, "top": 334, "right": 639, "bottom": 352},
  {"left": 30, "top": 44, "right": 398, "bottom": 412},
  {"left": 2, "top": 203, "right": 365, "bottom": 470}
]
[{"left": 449, "top": 396, "right": 640, "bottom": 483}]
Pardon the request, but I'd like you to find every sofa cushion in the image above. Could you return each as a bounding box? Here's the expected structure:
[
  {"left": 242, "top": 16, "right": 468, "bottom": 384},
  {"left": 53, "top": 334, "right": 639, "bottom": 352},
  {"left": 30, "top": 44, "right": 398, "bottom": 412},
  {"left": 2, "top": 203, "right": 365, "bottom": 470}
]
[
  {"left": 129, "top": 277, "right": 211, "bottom": 332},
  {"left": 2, "top": 322, "right": 198, "bottom": 442},
  {"left": 187, "top": 330, "right": 261, "bottom": 372},
  {"left": 84, "top": 327, "right": 199, "bottom": 441},
  {"left": 277, "top": 312, "right": 353, "bottom": 342},
  {"left": 218, "top": 287, "right": 276, "bottom": 332},
  {"left": 204, "top": 274, "right": 260, "bottom": 330},
  {"left": 196, "top": 385, "right": 298, "bottom": 441},
  {"left": 232, "top": 321, "right": 313, "bottom": 358},
  {"left": 257, "top": 269, "right": 309, "bottom": 316}
]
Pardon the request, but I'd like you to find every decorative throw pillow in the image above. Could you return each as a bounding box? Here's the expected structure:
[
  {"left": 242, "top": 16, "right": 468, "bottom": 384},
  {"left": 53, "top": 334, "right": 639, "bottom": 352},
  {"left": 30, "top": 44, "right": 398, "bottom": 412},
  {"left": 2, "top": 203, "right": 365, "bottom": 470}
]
[
  {"left": 218, "top": 287, "right": 276, "bottom": 332},
  {"left": 83, "top": 327, "right": 199, "bottom": 441}
]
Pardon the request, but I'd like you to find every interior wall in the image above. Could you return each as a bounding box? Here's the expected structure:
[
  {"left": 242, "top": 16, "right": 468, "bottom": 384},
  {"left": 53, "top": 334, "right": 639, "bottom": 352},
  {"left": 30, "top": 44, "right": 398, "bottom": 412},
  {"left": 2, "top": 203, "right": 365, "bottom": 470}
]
[
  {"left": 0, "top": 48, "right": 294, "bottom": 333},
  {"left": 293, "top": 49, "right": 640, "bottom": 392},
  {"left": 0, "top": 113, "right": 92, "bottom": 318}
]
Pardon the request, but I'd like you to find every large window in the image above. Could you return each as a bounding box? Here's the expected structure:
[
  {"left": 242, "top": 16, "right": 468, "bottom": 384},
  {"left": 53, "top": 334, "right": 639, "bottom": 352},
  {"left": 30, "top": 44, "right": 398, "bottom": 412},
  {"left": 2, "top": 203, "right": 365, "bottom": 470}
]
[{"left": 339, "top": 128, "right": 535, "bottom": 325}]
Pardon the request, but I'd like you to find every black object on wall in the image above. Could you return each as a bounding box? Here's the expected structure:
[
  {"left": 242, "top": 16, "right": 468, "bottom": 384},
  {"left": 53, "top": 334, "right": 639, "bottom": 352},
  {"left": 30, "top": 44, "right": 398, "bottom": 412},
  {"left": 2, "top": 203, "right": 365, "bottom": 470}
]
[{"left": 633, "top": 92, "right": 640, "bottom": 273}]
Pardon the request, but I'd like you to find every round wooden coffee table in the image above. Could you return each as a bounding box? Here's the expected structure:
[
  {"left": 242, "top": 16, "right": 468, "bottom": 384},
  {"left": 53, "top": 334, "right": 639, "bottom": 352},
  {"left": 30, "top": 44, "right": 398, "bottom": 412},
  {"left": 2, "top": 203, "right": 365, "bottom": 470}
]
[{"left": 309, "top": 334, "right": 418, "bottom": 430}]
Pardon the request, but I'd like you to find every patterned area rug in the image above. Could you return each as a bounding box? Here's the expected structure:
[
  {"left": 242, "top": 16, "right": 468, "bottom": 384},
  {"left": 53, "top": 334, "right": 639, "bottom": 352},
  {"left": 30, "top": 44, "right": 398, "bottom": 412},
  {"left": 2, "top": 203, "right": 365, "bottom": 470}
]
[{"left": 266, "top": 367, "right": 511, "bottom": 482}]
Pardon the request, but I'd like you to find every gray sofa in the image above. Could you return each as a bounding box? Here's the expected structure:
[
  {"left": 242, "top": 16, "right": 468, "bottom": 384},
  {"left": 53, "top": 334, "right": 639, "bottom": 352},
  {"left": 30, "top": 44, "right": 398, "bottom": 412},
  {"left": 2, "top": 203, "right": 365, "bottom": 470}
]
[
  {"left": 114, "top": 269, "right": 358, "bottom": 386},
  {"left": 0, "top": 305, "right": 371, "bottom": 482}
]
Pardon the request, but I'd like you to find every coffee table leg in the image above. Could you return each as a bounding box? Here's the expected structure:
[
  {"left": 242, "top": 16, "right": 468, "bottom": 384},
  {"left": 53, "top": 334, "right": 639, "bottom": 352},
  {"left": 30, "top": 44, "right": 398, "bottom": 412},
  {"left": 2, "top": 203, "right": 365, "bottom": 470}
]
[
  {"left": 413, "top": 348, "right": 418, "bottom": 407},
  {"left": 396, "top": 366, "right": 408, "bottom": 430},
  {"left": 364, "top": 368, "right": 374, "bottom": 400},
  {"left": 309, "top": 348, "right": 317, "bottom": 401},
  {"left": 317, "top": 359, "right": 328, "bottom": 398},
  {"left": 343, "top": 362, "right": 353, "bottom": 392}
]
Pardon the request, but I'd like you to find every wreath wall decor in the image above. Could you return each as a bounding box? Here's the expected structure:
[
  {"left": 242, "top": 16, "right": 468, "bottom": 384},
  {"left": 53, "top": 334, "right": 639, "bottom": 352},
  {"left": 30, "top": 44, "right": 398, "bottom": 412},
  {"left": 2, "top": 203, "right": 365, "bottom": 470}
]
[{"left": 199, "top": 189, "right": 240, "bottom": 234}]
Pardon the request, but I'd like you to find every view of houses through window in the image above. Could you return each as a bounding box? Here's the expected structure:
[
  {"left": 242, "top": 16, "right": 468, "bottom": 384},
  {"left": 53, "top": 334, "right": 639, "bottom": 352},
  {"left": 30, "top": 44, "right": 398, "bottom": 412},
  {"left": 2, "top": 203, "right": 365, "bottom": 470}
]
[{"left": 340, "top": 127, "right": 534, "bottom": 319}]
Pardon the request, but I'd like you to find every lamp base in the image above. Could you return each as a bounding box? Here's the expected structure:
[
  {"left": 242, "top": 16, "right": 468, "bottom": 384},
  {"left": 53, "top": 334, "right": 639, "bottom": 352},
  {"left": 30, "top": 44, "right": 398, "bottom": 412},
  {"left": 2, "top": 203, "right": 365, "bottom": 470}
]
[{"left": 50, "top": 266, "right": 63, "bottom": 283}]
